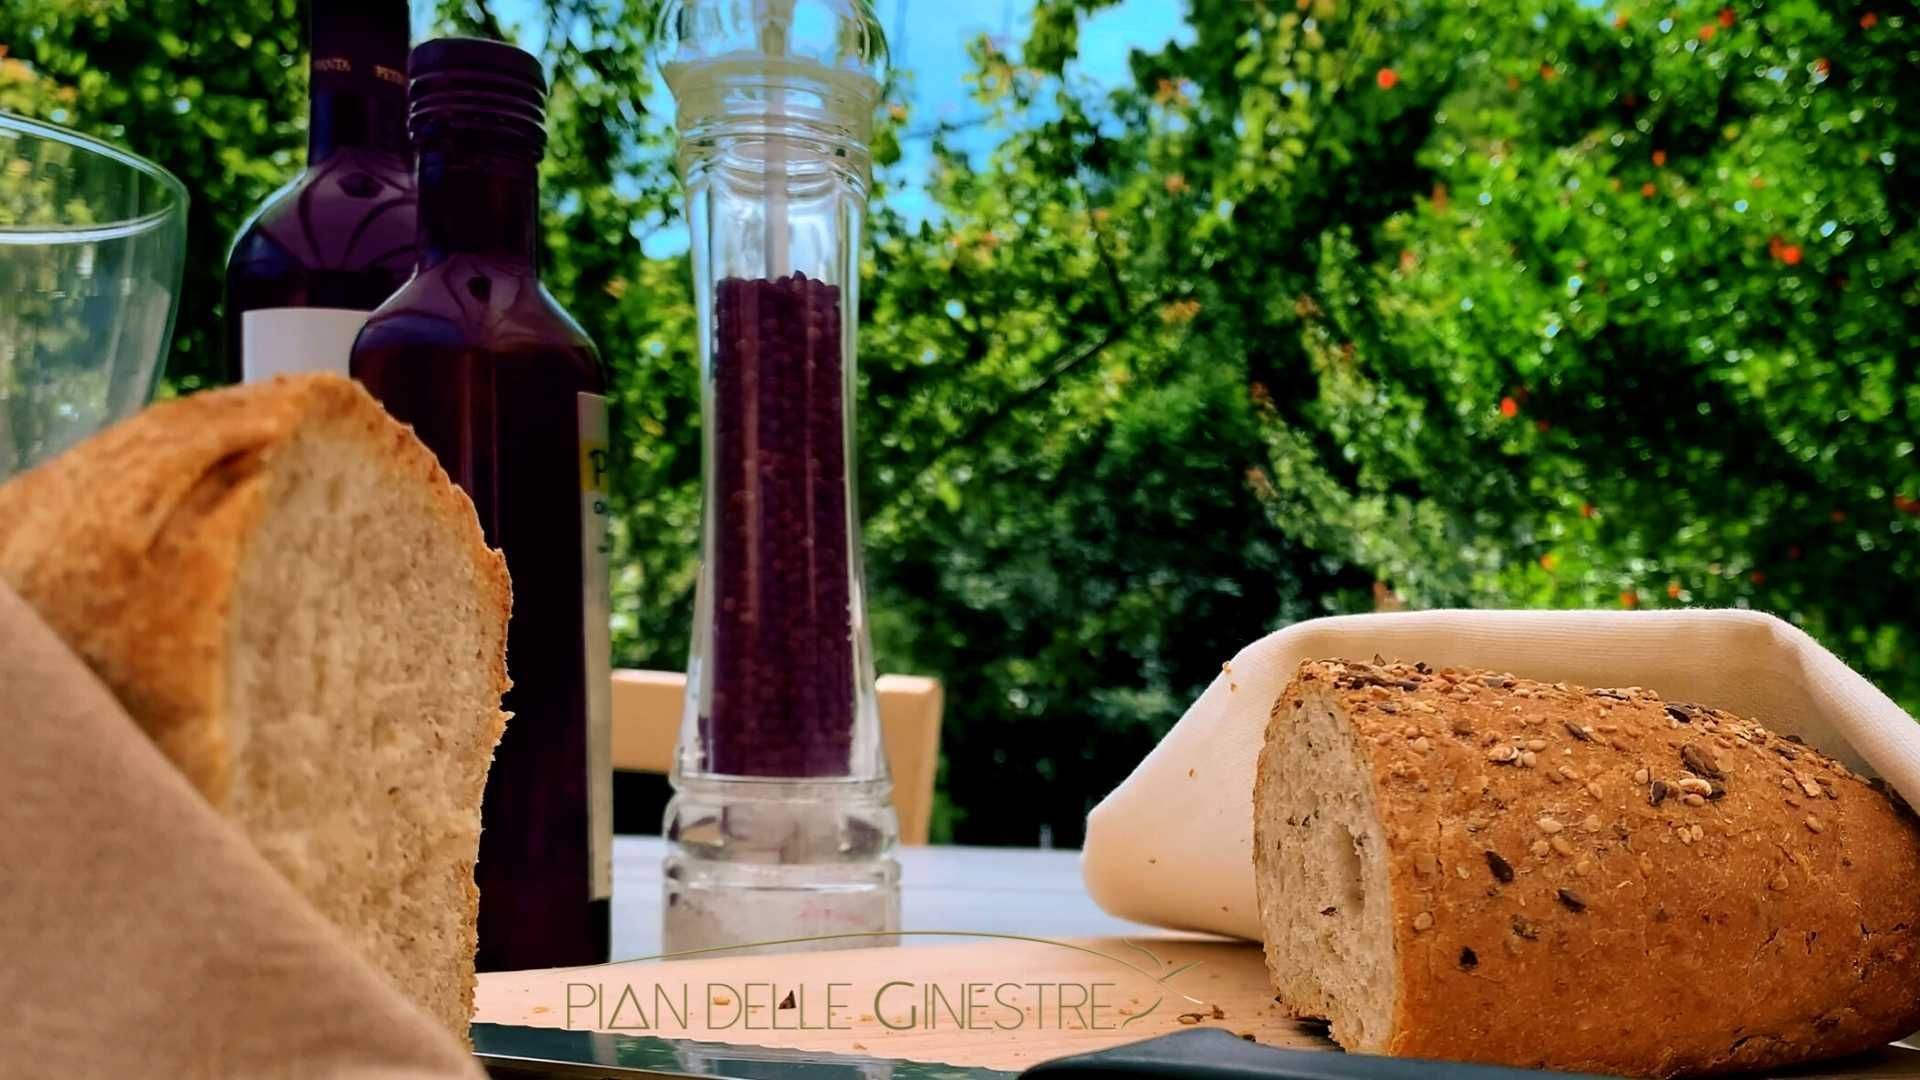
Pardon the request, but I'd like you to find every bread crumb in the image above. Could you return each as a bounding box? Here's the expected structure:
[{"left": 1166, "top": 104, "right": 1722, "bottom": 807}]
[{"left": 1412, "top": 911, "right": 1435, "bottom": 931}]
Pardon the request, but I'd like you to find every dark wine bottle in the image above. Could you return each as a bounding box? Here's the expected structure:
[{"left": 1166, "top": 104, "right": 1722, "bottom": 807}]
[
  {"left": 350, "top": 37, "right": 611, "bottom": 972},
  {"left": 225, "top": 0, "right": 417, "bottom": 384}
]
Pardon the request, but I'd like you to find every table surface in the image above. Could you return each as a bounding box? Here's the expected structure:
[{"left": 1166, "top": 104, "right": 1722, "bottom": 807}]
[{"left": 611, "top": 835, "right": 1151, "bottom": 960}]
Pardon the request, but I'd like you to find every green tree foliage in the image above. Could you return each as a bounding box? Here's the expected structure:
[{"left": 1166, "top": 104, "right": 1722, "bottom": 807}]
[
  {"left": 897, "top": 0, "right": 1917, "bottom": 839},
  {"left": 4, "top": 0, "right": 1913, "bottom": 845},
  {"left": 2, "top": 0, "right": 312, "bottom": 392}
]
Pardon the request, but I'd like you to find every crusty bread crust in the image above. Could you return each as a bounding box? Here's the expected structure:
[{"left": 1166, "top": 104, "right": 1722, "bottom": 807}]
[
  {"left": 1257, "top": 658, "right": 1920, "bottom": 1078},
  {"left": 0, "top": 374, "right": 510, "bottom": 808},
  {"left": 0, "top": 374, "right": 511, "bottom": 1037}
]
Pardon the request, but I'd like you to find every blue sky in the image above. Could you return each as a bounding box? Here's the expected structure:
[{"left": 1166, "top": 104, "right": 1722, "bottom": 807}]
[
  {"left": 466, "top": 0, "right": 1193, "bottom": 254},
  {"left": 877, "top": 0, "right": 1189, "bottom": 122},
  {"left": 872, "top": 0, "right": 1190, "bottom": 222},
  {"left": 636, "top": 1, "right": 1191, "bottom": 174}
]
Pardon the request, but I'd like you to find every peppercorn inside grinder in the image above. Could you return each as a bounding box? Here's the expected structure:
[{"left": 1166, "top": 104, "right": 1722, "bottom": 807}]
[{"left": 656, "top": 0, "right": 898, "bottom": 954}]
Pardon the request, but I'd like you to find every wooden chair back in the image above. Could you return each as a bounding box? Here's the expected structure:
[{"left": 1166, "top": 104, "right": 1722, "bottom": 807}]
[{"left": 609, "top": 669, "right": 942, "bottom": 845}]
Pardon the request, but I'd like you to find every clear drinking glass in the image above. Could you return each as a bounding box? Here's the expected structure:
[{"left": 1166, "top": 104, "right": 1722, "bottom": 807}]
[
  {"left": 0, "top": 113, "right": 187, "bottom": 481},
  {"left": 657, "top": 0, "right": 899, "bottom": 956}
]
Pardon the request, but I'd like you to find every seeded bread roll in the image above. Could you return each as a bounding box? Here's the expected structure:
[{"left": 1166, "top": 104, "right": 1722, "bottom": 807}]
[
  {"left": 0, "top": 374, "right": 510, "bottom": 1038},
  {"left": 1254, "top": 657, "right": 1920, "bottom": 1078}
]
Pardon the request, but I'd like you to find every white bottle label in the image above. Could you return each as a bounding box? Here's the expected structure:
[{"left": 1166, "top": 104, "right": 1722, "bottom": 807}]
[
  {"left": 240, "top": 307, "right": 370, "bottom": 381},
  {"left": 578, "top": 392, "right": 613, "bottom": 904}
]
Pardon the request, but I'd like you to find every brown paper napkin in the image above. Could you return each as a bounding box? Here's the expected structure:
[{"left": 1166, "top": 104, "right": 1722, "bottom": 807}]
[
  {"left": 1082, "top": 609, "right": 1920, "bottom": 939},
  {"left": 0, "top": 581, "right": 482, "bottom": 1079}
]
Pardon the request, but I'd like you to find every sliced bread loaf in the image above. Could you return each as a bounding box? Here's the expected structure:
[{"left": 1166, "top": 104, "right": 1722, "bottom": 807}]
[
  {"left": 0, "top": 373, "right": 510, "bottom": 1038},
  {"left": 1255, "top": 658, "right": 1920, "bottom": 1077}
]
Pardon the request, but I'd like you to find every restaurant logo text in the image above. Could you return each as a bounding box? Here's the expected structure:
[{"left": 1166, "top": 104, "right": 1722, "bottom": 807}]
[{"left": 564, "top": 979, "right": 1130, "bottom": 1032}]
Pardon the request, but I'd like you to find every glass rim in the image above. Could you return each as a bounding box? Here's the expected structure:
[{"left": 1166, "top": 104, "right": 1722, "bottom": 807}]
[{"left": 0, "top": 110, "right": 189, "bottom": 236}]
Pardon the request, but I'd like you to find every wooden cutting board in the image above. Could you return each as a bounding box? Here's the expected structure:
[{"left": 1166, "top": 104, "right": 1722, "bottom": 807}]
[{"left": 475, "top": 935, "right": 1920, "bottom": 1076}]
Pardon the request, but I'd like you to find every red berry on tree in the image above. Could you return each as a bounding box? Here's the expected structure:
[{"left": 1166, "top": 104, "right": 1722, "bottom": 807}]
[
  {"left": 1640, "top": 181, "right": 1657, "bottom": 198},
  {"left": 1698, "top": 23, "right": 1717, "bottom": 40},
  {"left": 1861, "top": 12, "right": 1879, "bottom": 29},
  {"left": 1539, "top": 63, "right": 1557, "bottom": 81},
  {"left": 1619, "top": 591, "right": 1639, "bottom": 609},
  {"left": 1500, "top": 396, "right": 1520, "bottom": 418},
  {"left": 1580, "top": 502, "right": 1596, "bottom": 519},
  {"left": 1667, "top": 581, "right": 1683, "bottom": 599},
  {"left": 1376, "top": 67, "right": 1399, "bottom": 90},
  {"left": 1780, "top": 244, "right": 1802, "bottom": 265},
  {"left": 1750, "top": 570, "right": 1767, "bottom": 585},
  {"left": 1718, "top": 7, "right": 1736, "bottom": 29},
  {"left": 1651, "top": 149, "right": 1667, "bottom": 167}
]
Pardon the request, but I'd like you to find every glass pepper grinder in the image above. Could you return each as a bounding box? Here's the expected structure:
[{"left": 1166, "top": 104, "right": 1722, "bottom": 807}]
[{"left": 656, "top": 0, "right": 898, "bottom": 954}]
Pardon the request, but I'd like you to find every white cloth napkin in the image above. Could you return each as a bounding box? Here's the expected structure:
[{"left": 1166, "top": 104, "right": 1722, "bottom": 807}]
[{"left": 1081, "top": 609, "right": 1920, "bottom": 940}]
